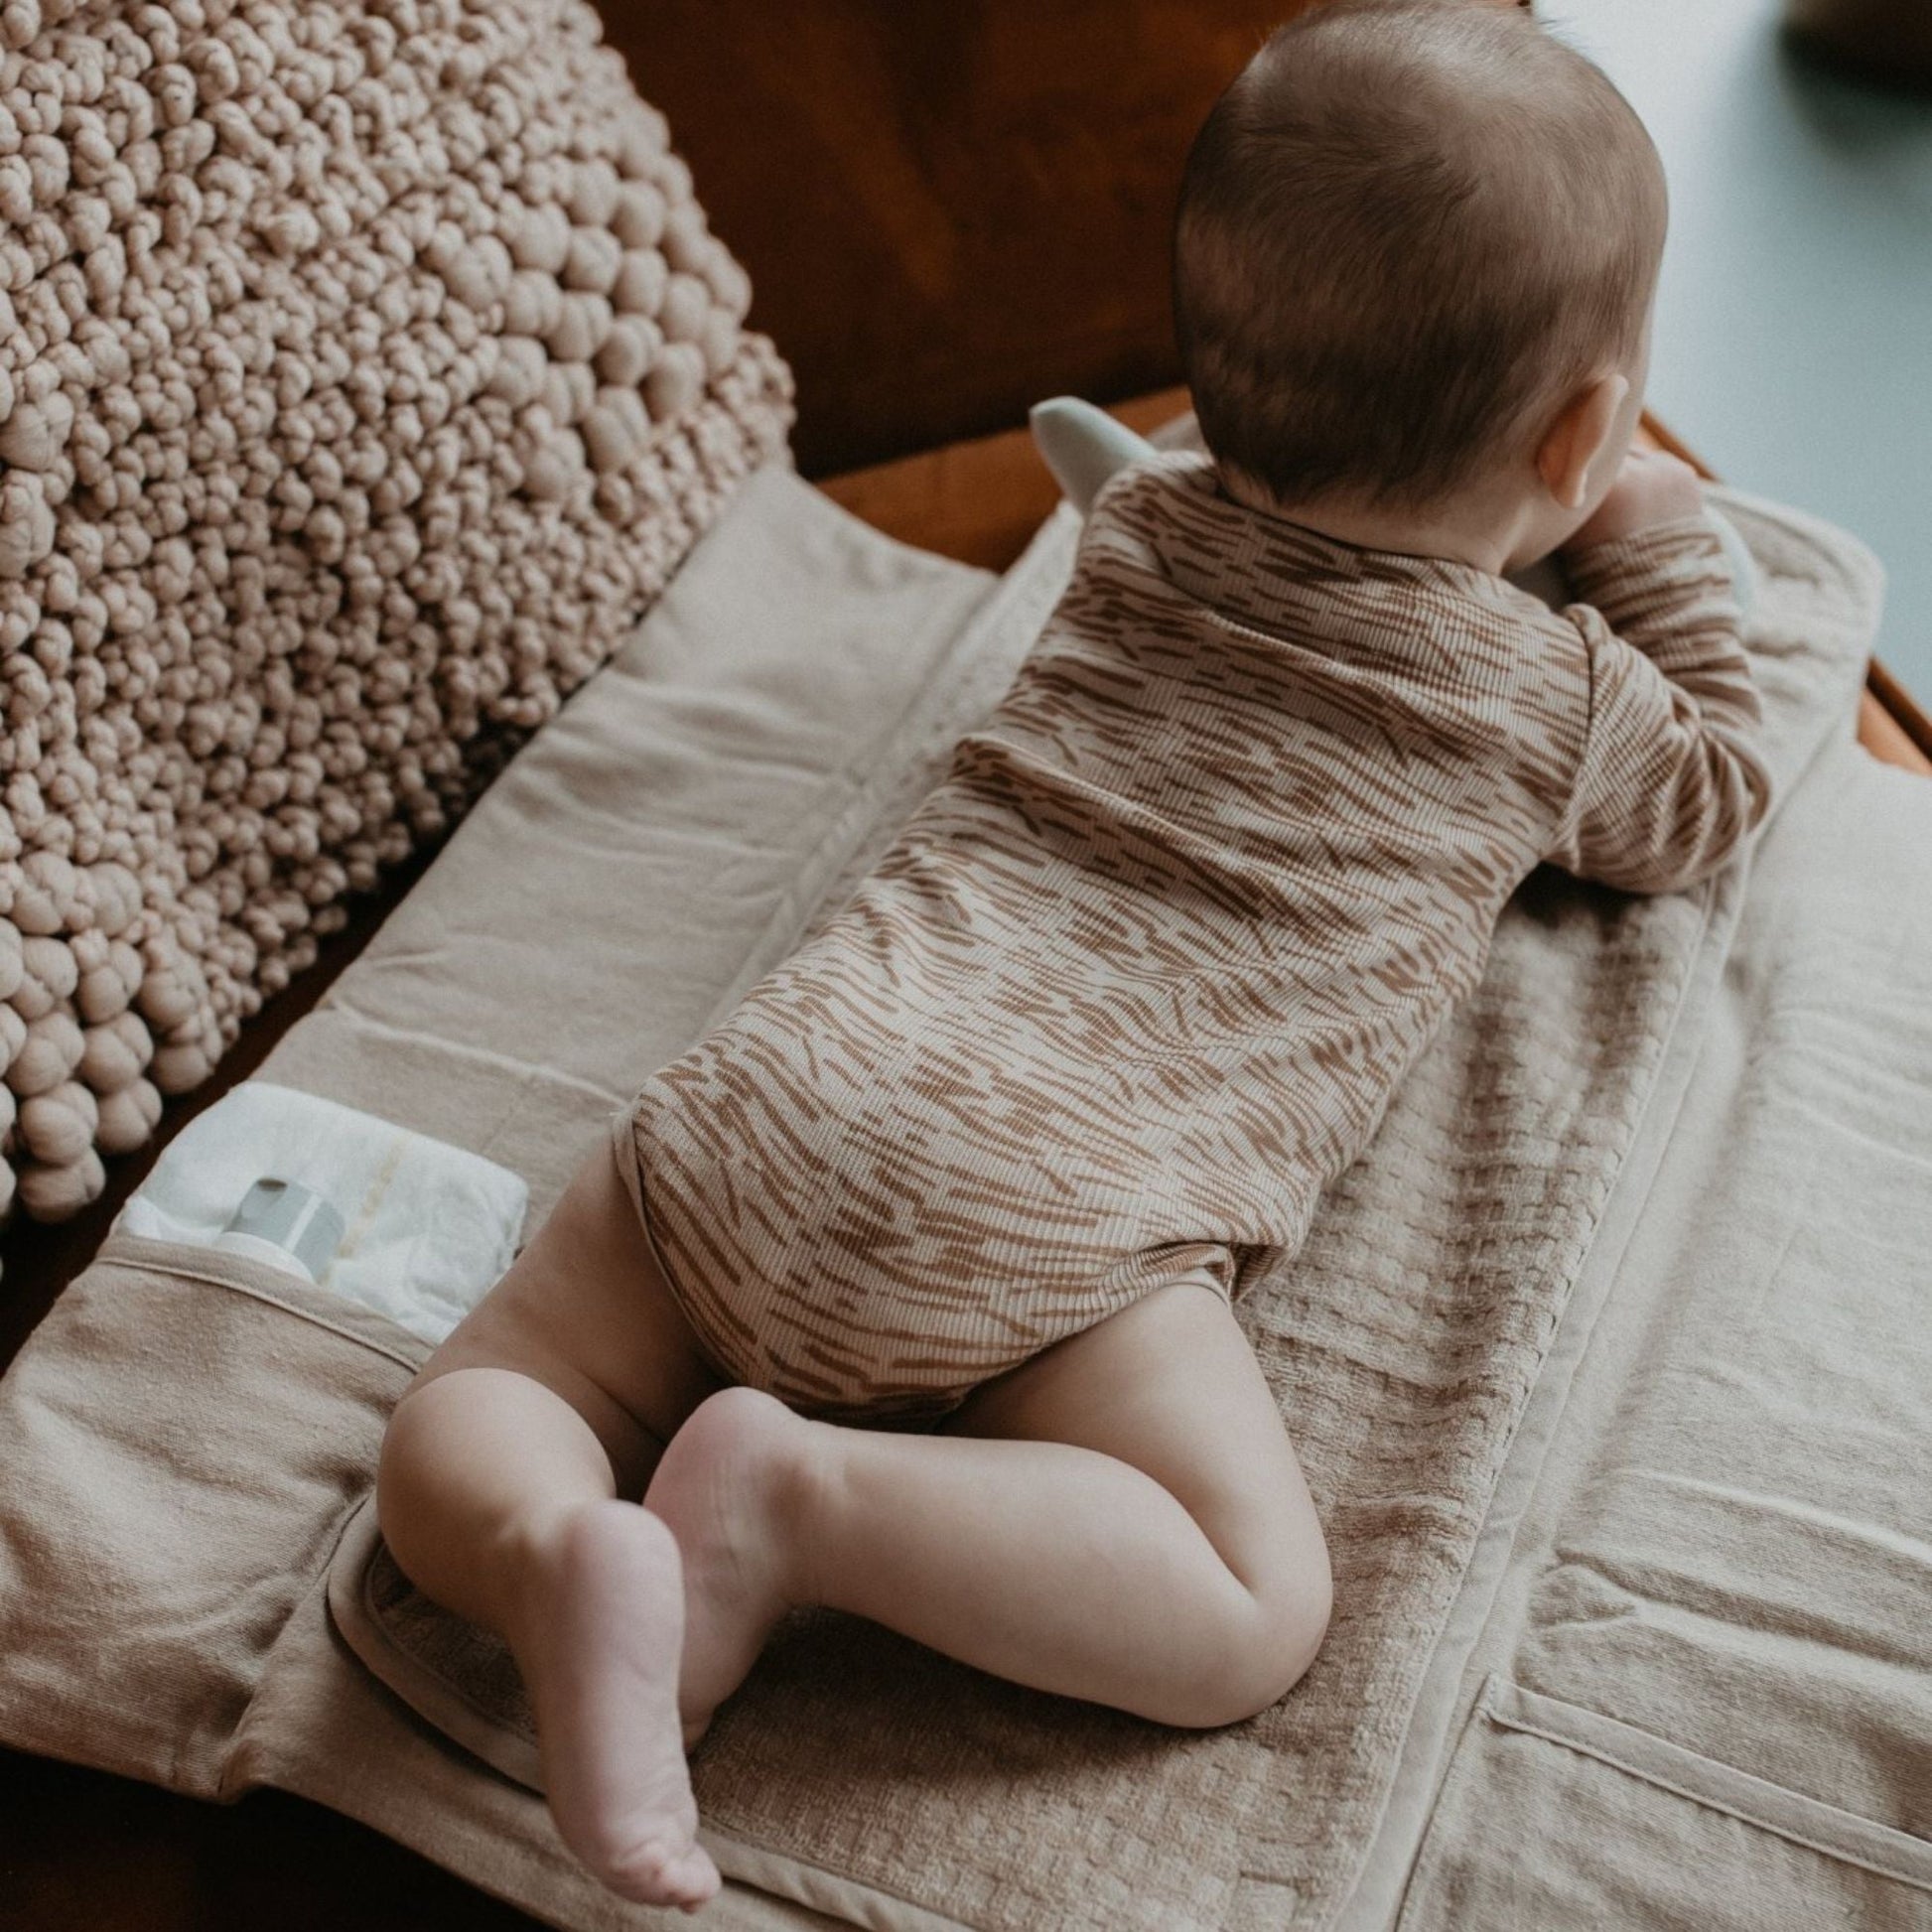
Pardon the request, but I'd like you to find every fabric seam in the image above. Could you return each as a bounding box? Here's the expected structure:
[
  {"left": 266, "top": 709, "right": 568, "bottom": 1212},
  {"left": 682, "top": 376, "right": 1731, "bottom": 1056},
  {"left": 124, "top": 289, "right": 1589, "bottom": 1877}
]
[
  {"left": 1318, "top": 849, "right": 1737, "bottom": 1932},
  {"left": 1482, "top": 1683, "right": 1932, "bottom": 1895},
  {"left": 1325, "top": 490, "right": 1881, "bottom": 1932},
  {"left": 96, "top": 1234, "right": 427, "bottom": 1375}
]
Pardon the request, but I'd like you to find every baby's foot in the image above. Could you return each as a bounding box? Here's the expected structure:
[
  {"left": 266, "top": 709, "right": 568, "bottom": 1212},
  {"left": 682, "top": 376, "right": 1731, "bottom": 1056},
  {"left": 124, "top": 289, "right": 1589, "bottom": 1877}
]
[
  {"left": 644, "top": 1386, "right": 819, "bottom": 1747},
  {"left": 511, "top": 1500, "right": 721, "bottom": 1912}
]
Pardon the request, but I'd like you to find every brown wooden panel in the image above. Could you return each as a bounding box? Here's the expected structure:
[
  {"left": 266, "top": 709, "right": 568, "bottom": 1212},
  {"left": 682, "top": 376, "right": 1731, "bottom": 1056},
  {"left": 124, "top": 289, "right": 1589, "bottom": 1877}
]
[
  {"left": 596, "top": 0, "right": 1299, "bottom": 476},
  {"left": 1867, "top": 657, "right": 1932, "bottom": 765},
  {"left": 0, "top": 1749, "right": 541, "bottom": 1932}
]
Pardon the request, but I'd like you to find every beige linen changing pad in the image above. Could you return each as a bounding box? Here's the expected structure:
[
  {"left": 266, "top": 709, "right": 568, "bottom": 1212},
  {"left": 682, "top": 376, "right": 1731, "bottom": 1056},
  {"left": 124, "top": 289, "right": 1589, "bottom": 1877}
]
[{"left": 1, "top": 457, "right": 1918, "bottom": 1932}]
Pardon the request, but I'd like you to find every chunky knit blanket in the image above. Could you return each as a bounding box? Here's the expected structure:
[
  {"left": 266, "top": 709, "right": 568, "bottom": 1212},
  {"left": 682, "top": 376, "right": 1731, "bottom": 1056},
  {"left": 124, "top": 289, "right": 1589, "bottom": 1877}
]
[{"left": 0, "top": 1, "right": 792, "bottom": 1225}]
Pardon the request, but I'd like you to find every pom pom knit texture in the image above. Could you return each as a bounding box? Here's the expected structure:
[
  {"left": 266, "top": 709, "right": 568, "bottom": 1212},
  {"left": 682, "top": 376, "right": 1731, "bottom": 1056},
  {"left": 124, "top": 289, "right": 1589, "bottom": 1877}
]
[{"left": 0, "top": 0, "right": 793, "bottom": 1223}]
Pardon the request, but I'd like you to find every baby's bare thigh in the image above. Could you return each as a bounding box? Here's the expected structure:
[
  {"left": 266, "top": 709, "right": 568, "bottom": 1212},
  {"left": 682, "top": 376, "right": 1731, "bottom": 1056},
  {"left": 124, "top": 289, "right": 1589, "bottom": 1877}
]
[
  {"left": 416, "top": 1135, "right": 727, "bottom": 1457},
  {"left": 940, "top": 1277, "right": 1329, "bottom": 1609}
]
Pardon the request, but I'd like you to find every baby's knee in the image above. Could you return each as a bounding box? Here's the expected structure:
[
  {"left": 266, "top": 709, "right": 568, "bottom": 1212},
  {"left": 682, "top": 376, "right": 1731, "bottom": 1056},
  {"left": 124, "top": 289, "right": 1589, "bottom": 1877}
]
[
  {"left": 661, "top": 1385, "right": 824, "bottom": 1528},
  {"left": 1174, "top": 1550, "right": 1334, "bottom": 1729}
]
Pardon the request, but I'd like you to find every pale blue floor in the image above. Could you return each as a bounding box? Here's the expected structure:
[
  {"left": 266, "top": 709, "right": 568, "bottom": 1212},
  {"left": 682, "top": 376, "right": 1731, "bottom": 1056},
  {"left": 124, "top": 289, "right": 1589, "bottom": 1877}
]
[{"left": 1545, "top": 0, "right": 1932, "bottom": 699}]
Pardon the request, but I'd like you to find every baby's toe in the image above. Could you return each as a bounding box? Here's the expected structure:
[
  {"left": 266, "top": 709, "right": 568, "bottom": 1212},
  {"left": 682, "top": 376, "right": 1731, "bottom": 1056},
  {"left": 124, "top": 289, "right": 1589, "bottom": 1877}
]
[{"left": 603, "top": 1832, "right": 721, "bottom": 1909}]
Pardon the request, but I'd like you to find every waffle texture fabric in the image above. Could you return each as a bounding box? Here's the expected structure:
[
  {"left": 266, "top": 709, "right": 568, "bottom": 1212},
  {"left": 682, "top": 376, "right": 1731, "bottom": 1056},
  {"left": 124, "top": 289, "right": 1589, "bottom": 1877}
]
[
  {"left": 621, "top": 451, "right": 1773, "bottom": 1424},
  {"left": 0, "top": 0, "right": 792, "bottom": 1227}
]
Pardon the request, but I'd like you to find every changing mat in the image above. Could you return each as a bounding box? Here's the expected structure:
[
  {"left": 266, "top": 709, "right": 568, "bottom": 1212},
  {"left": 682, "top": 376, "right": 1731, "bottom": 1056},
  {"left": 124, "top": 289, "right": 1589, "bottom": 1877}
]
[{"left": 0, "top": 456, "right": 1900, "bottom": 1932}]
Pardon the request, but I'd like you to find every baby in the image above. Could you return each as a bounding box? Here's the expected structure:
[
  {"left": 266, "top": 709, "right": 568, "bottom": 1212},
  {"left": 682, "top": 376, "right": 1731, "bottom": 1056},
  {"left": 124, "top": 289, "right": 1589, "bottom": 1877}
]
[{"left": 377, "top": 1, "right": 1771, "bottom": 1912}]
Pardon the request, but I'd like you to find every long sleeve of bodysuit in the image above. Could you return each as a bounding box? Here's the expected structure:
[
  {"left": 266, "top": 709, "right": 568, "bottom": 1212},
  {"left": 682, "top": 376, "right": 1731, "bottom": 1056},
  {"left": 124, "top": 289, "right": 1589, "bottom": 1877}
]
[{"left": 1545, "top": 514, "right": 1775, "bottom": 895}]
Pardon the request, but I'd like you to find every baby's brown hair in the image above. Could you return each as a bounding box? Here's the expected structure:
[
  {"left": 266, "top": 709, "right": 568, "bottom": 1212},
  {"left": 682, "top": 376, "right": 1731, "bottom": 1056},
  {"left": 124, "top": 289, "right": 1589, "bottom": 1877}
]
[{"left": 1173, "top": 1, "right": 1667, "bottom": 513}]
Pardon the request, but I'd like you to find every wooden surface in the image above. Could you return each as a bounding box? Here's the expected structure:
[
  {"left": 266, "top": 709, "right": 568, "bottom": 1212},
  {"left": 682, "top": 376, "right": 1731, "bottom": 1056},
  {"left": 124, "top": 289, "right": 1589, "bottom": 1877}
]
[
  {"left": 817, "top": 387, "right": 1194, "bottom": 570},
  {"left": 1785, "top": 0, "right": 1932, "bottom": 89},
  {"left": 1638, "top": 412, "right": 1931, "bottom": 773},
  {"left": 1866, "top": 657, "right": 1932, "bottom": 766},
  {"left": 0, "top": 1751, "right": 537, "bottom": 1932},
  {"left": 593, "top": 0, "right": 1307, "bottom": 477}
]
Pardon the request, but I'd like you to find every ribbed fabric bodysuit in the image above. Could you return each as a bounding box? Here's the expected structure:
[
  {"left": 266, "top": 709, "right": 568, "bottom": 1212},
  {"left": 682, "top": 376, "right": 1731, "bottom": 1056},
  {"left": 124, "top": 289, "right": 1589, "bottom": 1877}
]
[{"left": 620, "top": 451, "right": 1772, "bottom": 1424}]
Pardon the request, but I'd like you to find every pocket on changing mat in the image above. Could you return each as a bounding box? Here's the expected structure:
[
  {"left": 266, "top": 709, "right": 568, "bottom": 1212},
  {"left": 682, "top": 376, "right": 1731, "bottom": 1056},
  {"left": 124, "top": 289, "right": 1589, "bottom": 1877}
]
[
  {"left": 113, "top": 1080, "right": 529, "bottom": 1344},
  {"left": 0, "top": 1237, "right": 426, "bottom": 1794},
  {"left": 1396, "top": 1676, "right": 1932, "bottom": 1931}
]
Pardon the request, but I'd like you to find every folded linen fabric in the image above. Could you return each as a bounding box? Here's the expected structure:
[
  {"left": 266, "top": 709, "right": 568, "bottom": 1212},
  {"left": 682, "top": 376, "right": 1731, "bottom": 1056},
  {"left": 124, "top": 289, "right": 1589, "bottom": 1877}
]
[
  {"left": 316, "top": 477, "right": 1878, "bottom": 1931},
  {"left": 0, "top": 459, "right": 1889, "bottom": 1932},
  {"left": 328, "top": 486, "right": 1869, "bottom": 1932}
]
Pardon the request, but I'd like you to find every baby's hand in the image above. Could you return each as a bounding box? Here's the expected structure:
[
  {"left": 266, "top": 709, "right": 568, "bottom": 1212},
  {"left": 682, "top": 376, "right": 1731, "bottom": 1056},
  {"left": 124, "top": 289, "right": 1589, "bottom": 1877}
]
[{"left": 1565, "top": 450, "right": 1704, "bottom": 550}]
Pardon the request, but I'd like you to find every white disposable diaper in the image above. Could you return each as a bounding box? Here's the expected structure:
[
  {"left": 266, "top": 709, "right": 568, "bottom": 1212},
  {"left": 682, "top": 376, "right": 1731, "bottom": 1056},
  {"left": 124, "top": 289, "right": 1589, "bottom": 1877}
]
[{"left": 115, "top": 1080, "right": 527, "bottom": 1345}]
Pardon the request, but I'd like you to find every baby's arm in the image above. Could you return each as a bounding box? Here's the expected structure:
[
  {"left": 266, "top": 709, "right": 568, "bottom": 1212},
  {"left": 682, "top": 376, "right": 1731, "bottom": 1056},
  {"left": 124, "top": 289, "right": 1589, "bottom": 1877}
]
[{"left": 1546, "top": 455, "right": 1774, "bottom": 895}]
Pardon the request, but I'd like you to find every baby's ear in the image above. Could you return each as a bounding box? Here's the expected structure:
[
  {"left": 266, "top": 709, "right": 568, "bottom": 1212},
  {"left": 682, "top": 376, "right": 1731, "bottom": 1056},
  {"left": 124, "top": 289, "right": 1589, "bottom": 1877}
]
[
  {"left": 1536, "top": 372, "right": 1629, "bottom": 511},
  {"left": 1030, "top": 397, "right": 1158, "bottom": 517}
]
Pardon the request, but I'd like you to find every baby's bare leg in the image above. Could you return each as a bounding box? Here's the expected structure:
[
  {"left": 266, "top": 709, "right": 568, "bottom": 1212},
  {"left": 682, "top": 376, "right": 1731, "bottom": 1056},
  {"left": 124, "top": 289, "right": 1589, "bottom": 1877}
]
[
  {"left": 377, "top": 1139, "right": 728, "bottom": 1912},
  {"left": 654, "top": 1277, "right": 1331, "bottom": 1736}
]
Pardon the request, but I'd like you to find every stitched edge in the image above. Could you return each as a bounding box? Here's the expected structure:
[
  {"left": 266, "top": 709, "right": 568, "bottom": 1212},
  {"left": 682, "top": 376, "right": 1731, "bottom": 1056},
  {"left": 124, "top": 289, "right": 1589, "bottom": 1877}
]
[
  {"left": 1482, "top": 1677, "right": 1932, "bottom": 1895},
  {"left": 96, "top": 1233, "right": 427, "bottom": 1376}
]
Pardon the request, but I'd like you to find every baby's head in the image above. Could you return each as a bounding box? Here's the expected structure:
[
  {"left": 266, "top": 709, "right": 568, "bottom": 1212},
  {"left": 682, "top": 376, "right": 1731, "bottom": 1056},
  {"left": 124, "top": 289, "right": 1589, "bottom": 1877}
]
[{"left": 1173, "top": 1, "right": 1666, "bottom": 566}]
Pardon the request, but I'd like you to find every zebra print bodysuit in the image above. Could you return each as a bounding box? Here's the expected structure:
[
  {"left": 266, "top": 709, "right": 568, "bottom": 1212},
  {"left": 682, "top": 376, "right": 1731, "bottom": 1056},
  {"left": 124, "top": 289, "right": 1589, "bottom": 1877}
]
[{"left": 617, "top": 450, "right": 1771, "bottom": 1424}]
